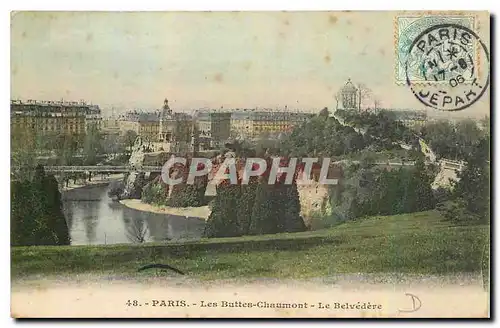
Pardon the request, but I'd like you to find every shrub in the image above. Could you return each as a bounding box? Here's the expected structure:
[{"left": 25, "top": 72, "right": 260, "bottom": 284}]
[
  {"left": 11, "top": 167, "right": 70, "bottom": 246},
  {"left": 141, "top": 180, "right": 168, "bottom": 205},
  {"left": 204, "top": 183, "right": 241, "bottom": 238},
  {"left": 437, "top": 200, "right": 484, "bottom": 225}
]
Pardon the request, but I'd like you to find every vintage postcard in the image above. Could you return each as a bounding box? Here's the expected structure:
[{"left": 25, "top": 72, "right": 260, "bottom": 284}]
[{"left": 10, "top": 11, "right": 490, "bottom": 318}]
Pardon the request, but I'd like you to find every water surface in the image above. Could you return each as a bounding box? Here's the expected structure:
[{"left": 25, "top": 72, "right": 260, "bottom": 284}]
[{"left": 62, "top": 184, "right": 206, "bottom": 245}]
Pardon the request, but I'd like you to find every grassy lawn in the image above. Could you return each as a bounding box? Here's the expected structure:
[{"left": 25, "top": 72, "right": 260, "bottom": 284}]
[{"left": 11, "top": 210, "right": 489, "bottom": 281}]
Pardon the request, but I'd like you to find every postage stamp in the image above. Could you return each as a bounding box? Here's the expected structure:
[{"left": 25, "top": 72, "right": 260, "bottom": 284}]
[
  {"left": 405, "top": 23, "right": 490, "bottom": 111},
  {"left": 394, "top": 13, "right": 477, "bottom": 85}
]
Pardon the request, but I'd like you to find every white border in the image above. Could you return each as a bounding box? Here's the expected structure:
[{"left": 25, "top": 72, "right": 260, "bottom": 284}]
[{"left": 2, "top": 0, "right": 497, "bottom": 326}]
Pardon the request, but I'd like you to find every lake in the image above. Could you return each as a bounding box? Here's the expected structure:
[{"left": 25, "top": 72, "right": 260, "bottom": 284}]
[{"left": 62, "top": 183, "right": 206, "bottom": 245}]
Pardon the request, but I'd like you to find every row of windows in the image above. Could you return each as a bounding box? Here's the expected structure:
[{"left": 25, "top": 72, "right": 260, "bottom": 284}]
[
  {"left": 12, "top": 125, "right": 84, "bottom": 132},
  {"left": 43, "top": 127, "right": 84, "bottom": 132},
  {"left": 11, "top": 117, "right": 85, "bottom": 123},
  {"left": 11, "top": 112, "right": 87, "bottom": 117},
  {"left": 11, "top": 122, "right": 85, "bottom": 128},
  {"left": 253, "top": 122, "right": 298, "bottom": 126},
  {"left": 231, "top": 125, "right": 293, "bottom": 131},
  {"left": 254, "top": 126, "right": 290, "bottom": 130}
]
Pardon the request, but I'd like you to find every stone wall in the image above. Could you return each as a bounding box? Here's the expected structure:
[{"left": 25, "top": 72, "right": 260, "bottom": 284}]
[
  {"left": 431, "top": 159, "right": 465, "bottom": 190},
  {"left": 297, "top": 183, "right": 331, "bottom": 227},
  {"left": 296, "top": 164, "right": 344, "bottom": 227}
]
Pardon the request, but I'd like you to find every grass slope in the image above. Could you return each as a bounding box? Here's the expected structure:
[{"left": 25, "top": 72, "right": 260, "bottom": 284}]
[{"left": 11, "top": 210, "right": 489, "bottom": 280}]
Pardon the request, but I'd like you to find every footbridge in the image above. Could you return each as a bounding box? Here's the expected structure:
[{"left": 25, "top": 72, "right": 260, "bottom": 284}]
[
  {"left": 43, "top": 165, "right": 163, "bottom": 173},
  {"left": 42, "top": 161, "right": 415, "bottom": 174}
]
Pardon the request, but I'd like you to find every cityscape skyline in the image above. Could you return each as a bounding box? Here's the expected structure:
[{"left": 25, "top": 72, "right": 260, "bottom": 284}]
[
  {"left": 11, "top": 12, "right": 490, "bottom": 119},
  {"left": 9, "top": 96, "right": 486, "bottom": 122}
]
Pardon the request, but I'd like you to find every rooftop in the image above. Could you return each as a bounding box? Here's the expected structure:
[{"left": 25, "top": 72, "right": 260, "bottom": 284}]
[
  {"left": 341, "top": 79, "right": 358, "bottom": 93},
  {"left": 10, "top": 99, "right": 99, "bottom": 109}
]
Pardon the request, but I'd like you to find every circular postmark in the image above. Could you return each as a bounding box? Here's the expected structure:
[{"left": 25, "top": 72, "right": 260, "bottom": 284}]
[{"left": 405, "top": 23, "right": 490, "bottom": 111}]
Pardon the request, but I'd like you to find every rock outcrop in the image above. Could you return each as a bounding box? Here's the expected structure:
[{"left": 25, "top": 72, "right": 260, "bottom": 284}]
[
  {"left": 120, "top": 171, "right": 146, "bottom": 199},
  {"left": 119, "top": 137, "right": 154, "bottom": 200},
  {"left": 129, "top": 136, "right": 146, "bottom": 168}
]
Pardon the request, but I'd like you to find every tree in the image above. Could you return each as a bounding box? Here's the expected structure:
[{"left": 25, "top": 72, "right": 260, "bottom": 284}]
[
  {"left": 83, "top": 124, "right": 103, "bottom": 165},
  {"left": 453, "top": 136, "right": 490, "bottom": 222},
  {"left": 11, "top": 165, "right": 70, "bottom": 246},
  {"left": 319, "top": 107, "right": 329, "bottom": 117},
  {"left": 11, "top": 127, "right": 45, "bottom": 181},
  {"left": 122, "top": 130, "right": 138, "bottom": 154},
  {"left": 54, "top": 135, "right": 79, "bottom": 186},
  {"left": 480, "top": 116, "right": 490, "bottom": 136},
  {"left": 166, "top": 161, "right": 208, "bottom": 207},
  {"left": 11, "top": 180, "right": 39, "bottom": 246},
  {"left": 411, "top": 158, "right": 436, "bottom": 212},
  {"left": 236, "top": 177, "right": 259, "bottom": 235},
  {"left": 204, "top": 183, "right": 241, "bottom": 238},
  {"left": 57, "top": 135, "right": 78, "bottom": 165},
  {"left": 39, "top": 173, "right": 71, "bottom": 245},
  {"left": 363, "top": 161, "right": 435, "bottom": 216},
  {"left": 277, "top": 182, "right": 306, "bottom": 232},
  {"left": 248, "top": 182, "right": 279, "bottom": 235},
  {"left": 334, "top": 91, "right": 341, "bottom": 110},
  {"left": 125, "top": 217, "right": 149, "bottom": 243},
  {"left": 332, "top": 159, "right": 436, "bottom": 221},
  {"left": 168, "top": 184, "right": 206, "bottom": 207},
  {"left": 130, "top": 172, "right": 147, "bottom": 199},
  {"left": 280, "top": 114, "right": 366, "bottom": 158},
  {"left": 454, "top": 119, "right": 483, "bottom": 159},
  {"left": 356, "top": 83, "right": 373, "bottom": 111},
  {"left": 421, "top": 119, "right": 484, "bottom": 161},
  {"left": 101, "top": 133, "right": 126, "bottom": 155}
]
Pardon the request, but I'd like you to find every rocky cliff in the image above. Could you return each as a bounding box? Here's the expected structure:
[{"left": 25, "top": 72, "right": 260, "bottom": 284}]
[{"left": 119, "top": 137, "right": 160, "bottom": 200}]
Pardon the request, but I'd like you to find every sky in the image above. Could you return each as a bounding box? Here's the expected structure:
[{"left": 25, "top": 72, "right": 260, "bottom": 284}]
[{"left": 10, "top": 11, "right": 490, "bottom": 118}]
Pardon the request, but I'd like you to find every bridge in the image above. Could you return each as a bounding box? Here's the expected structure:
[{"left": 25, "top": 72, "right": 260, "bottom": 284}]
[
  {"left": 43, "top": 165, "right": 163, "bottom": 173},
  {"left": 19, "top": 159, "right": 462, "bottom": 191},
  {"left": 26, "top": 156, "right": 463, "bottom": 178},
  {"left": 40, "top": 161, "right": 416, "bottom": 174}
]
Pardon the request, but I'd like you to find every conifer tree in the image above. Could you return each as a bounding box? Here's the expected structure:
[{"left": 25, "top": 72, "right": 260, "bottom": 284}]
[
  {"left": 11, "top": 166, "right": 70, "bottom": 246},
  {"left": 275, "top": 181, "right": 306, "bottom": 232},
  {"left": 248, "top": 181, "right": 279, "bottom": 235},
  {"left": 11, "top": 180, "right": 38, "bottom": 246},
  {"left": 237, "top": 176, "right": 259, "bottom": 235},
  {"left": 454, "top": 137, "right": 490, "bottom": 221},
  {"left": 41, "top": 174, "right": 71, "bottom": 245},
  {"left": 204, "top": 182, "right": 241, "bottom": 238},
  {"left": 411, "top": 158, "right": 436, "bottom": 212},
  {"left": 167, "top": 161, "right": 208, "bottom": 207}
]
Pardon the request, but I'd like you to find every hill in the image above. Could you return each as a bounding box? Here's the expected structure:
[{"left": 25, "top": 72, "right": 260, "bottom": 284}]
[{"left": 11, "top": 210, "right": 488, "bottom": 281}]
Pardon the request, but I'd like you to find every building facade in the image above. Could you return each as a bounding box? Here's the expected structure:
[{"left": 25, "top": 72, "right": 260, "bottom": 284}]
[
  {"left": 230, "top": 108, "right": 313, "bottom": 139},
  {"left": 385, "top": 109, "right": 428, "bottom": 129},
  {"left": 210, "top": 112, "right": 232, "bottom": 147},
  {"left": 117, "top": 110, "right": 161, "bottom": 142},
  {"left": 85, "top": 106, "right": 102, "bottom": 131},
  {"left": 11, "top": 99, "right": 101, "bottom": 143},
  {"left": 155, "top": 99, "right": 195, "bottom": 153},
  {"left": 195, "top": 110, "right": 232, "bottom": 149},
  {"left": 101, "top": 117, "right": 121, "bottom": 135},
  {"left": 230, "top": 110, "right": 255, "bottom": 139},
  {"left": 158, "top": 98, "right": 175, "bottom": 143}
]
